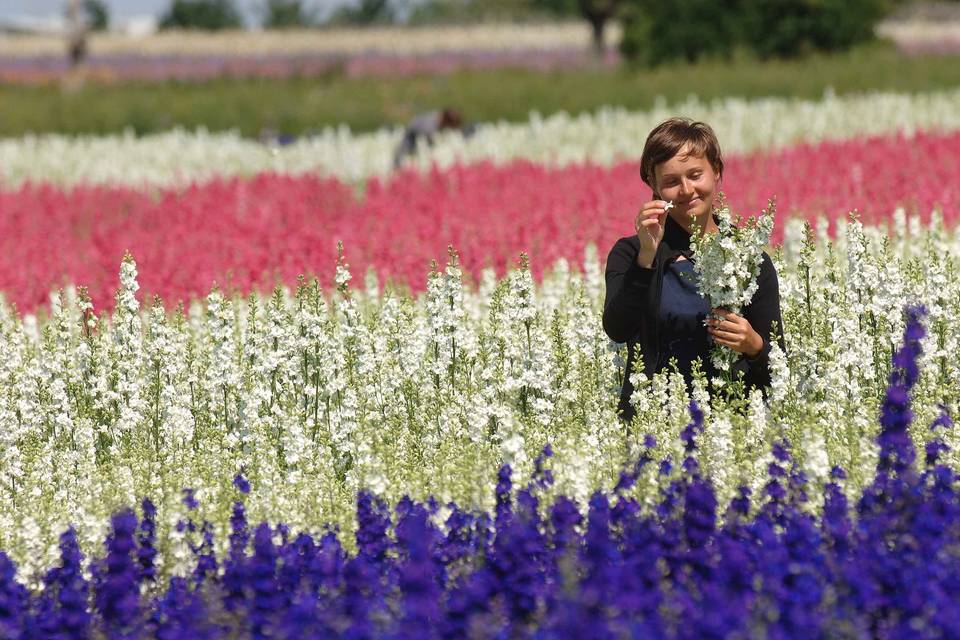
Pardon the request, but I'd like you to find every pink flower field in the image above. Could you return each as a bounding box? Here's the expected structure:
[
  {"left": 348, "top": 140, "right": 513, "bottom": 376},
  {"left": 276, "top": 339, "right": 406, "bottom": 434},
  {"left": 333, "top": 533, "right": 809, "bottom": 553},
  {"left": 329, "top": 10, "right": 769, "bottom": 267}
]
[{"left": 2, "top": 129, "right": 958, "bottom": 313}]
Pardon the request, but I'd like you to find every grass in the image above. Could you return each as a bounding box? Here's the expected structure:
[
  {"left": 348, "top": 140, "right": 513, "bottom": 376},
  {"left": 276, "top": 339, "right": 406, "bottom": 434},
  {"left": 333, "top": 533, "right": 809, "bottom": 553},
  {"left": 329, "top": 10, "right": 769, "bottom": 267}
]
[{"left": 2, "top": 42, "right": 959, "bottom": 137}]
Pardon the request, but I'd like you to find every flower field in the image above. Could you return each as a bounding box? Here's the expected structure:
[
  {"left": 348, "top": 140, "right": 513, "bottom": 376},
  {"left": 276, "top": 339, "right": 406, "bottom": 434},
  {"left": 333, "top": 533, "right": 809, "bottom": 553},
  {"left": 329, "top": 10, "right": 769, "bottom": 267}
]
[
  {"left": 0, "top": 24, "right": 619, "bottom": 84},
  {"left": 3, "top": 87, "right": 960, "bottom": 188},
  {"left": 0, "top": 82, "right": 959, "bottom": 636},
  {"left": 1, "top": 127, "right": 959, "bottom": 313},
  {"left": 0, "top": 223, "right": 957, "bottom": 635}
]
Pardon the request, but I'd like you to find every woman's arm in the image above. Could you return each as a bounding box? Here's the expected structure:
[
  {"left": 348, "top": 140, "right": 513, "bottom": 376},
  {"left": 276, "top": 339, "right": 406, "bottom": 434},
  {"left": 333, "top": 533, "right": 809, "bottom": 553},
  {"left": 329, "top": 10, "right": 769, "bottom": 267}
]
[{"left": 602, "top": 237, "right": 656, "bottom": 343}]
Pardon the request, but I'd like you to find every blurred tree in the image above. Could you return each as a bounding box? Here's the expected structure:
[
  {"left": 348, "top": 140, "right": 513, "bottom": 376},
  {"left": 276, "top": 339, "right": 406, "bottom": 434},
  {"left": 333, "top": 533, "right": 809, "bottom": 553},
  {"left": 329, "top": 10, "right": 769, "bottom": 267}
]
[
  {"left": 530, "top": 0, "right": 578, "bottom": 14},
  {"left": 578, "top": 0, "right": 623, "bottom": 54},
  {"left": 620, "top": 0, "right": 895, "bottom": 64},
  {"left": 741, "top": 0, "right": 894, "bottom": 58},
  {"left": 620, "top": 0, "right": 740, "bottom": 65},
  {"left": 160, "top": 0, "right": 243, "bottom": 30},
  {"left": 262, "top": 0, "right": 316, "bottom": 27},
  {"left": 407, "top": 0, "right": 549, "bottom": 24},
  {"left": 328, "top": 0, "right": 395, "bottom": 25},
  {"left": 83, "top": 0, "right": 110, "bottom": 31}
]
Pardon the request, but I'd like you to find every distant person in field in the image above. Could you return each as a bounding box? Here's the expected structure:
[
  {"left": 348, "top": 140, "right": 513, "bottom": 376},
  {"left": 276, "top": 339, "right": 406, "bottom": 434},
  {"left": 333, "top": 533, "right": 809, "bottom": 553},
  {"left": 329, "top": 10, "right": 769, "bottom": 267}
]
[
  {"left": 393, "top": 108, "right": 472, "bottom": 169},
  {"left": 603, "top": 117, "right": 784, "bottom": 423},
  {"left": 66, "top": 0, "right": 89, "bottom": 68}
]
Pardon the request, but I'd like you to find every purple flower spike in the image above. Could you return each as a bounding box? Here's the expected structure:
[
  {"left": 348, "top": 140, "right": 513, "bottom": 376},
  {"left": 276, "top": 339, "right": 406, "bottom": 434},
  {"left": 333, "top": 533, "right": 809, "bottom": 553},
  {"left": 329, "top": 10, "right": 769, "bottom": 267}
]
[
  {"left": 137, "top": 498, "right": 158, "bottom": 585},
  {"left": 181, "top": 488, "right": 199, "bottom": 511},
  {"left": 52, "top": 526, "right": 92, "bottom": 637},
  {"left": 877, "top": 305, "right": 927, "bottom": 475},
  {"left": 0, "top": 553, "right": 27, "bottom": 637},
  {"left": 95, "top": 508, "right": 141, "bottom": 637},
  {"left": 233, "top": 473, "right": 251, "bottom": 495},
  {"left": 680, "top": 400, "right": 705, "bottom": 453}
]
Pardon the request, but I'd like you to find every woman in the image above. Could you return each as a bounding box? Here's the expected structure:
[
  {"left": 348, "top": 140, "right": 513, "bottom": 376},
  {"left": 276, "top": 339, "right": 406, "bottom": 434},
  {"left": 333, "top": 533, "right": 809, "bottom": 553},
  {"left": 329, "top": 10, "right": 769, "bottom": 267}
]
[{"left": 602, "top": 117, "right": 784, "bottom": 423}]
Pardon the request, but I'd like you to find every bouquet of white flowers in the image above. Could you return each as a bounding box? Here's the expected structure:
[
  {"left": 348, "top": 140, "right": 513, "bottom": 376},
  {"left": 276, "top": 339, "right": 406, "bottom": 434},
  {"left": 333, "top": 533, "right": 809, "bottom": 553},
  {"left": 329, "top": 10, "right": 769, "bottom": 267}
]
[{"left": 689, "top": 195, "right": 776, "bottom": 373}]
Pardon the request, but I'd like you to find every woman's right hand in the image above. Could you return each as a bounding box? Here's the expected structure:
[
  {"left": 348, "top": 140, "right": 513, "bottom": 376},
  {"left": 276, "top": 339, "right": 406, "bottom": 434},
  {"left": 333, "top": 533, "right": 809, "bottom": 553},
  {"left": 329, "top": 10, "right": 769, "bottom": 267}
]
[{"left": 634, "top": 200, "right": 672, "bottom": 266}]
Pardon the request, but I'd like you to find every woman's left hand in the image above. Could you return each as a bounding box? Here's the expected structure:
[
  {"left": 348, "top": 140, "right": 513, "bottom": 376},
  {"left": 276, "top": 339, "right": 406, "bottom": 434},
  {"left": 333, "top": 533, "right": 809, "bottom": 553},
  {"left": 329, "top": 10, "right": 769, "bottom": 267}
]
[{"left": 707, "top": 308, "right": 764, "bottom": 357}]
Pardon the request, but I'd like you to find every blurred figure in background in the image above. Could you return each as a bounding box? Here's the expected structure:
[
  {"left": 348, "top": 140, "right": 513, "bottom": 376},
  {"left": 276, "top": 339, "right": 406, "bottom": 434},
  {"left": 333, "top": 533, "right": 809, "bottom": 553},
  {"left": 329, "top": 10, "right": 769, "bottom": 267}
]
[
  {"left": 66, "top": 0, "right": 89, "bottom": 68},
  {"left": 393, "top": 108, "right": 474, "bottom": 169}
]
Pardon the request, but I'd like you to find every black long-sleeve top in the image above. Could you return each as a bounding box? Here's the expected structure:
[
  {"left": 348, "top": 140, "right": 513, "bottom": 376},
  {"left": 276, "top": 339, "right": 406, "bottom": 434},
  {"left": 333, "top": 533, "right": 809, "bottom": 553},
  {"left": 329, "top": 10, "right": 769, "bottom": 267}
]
[{"left": 602, "top": 215, "right": 785, "bottom": 423}]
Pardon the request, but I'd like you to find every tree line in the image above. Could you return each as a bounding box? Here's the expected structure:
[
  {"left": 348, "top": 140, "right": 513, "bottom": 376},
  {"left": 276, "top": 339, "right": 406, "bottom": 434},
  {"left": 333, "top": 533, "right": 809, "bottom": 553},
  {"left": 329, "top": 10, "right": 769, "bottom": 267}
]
[{"left": 88, "top": 0, "right": 925, "bottom": 64}]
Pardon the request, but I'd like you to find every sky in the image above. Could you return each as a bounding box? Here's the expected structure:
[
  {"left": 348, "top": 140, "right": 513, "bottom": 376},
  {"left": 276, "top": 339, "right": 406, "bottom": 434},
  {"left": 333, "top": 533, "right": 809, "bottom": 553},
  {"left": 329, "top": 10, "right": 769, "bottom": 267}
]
[{"left": 1, "top": 1, "right": 358, "bottom": 23}]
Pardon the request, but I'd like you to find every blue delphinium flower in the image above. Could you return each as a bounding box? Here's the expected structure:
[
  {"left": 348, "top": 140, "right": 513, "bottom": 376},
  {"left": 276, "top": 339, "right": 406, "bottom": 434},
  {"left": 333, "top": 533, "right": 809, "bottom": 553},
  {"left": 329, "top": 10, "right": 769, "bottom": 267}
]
[
  {"left": 577, "top": 492, "right": 618, "bottom": 632},
  {"left": 30, "top": 525, "right": 91, "bottom": 640},
  {"left": 490, "top": 482, "right": 548, "bottom": 630},
  {"left": 842, "top": 304, "right": 940, "bottom": 636},
  {"left": 924, "top": 404, "right": 953, "bottom": 468},
  {"left": 355, "top": 490, "right": 392, "bottom": 565},
  {"left": 494, "top": 464, "right": 513, "bottom": 528},
  {"left": 822, "top": 467, "right": 851, "bottom": 558},
  {"left": 876, "top": 304, "right": 927, "bottom": 477},
  {"left": 154, "top": 577, "right": 214, "bottom": 640},
  {"left": 439, "top": 503, "right": 477, "bottom": 572},
  {"left": 306, "top": 530, "right": 345, "bottom": 595},
  {"left": 233, "top": 473, "right": 251, "bottom": 495},
  {"left": 277, "top": 591, "right": 322, "bottom": 640},
  {"left": 276, "top": 532, "right": 314, "bottom": 612},
  {"left": 137, "top": 498, "right": 157, "bottom": 586},
  {"left": 95, "top": 509, "right": 141, "bottom": 639},
  {"left": 531, "top": 444, "right": 554, "bottom": 491},
  {"left": 0, "top": 553, "right": 27, "bottom": 638},
  {"left": 223, "top": 498, "right": 250, "bottom": 613},
  {"left": 248, "top": 524, "right": 280, "bottom": 640},
  {"left": 52, "top": 526, "right": 91, "bottom": 639},
  {"left": 395, "top": 502, "right": 441, "bottom": 639},
  {"left": 192, "top": 521, "right": 218, "bottom": 587},
  {"left": 181, "top": 488, "right": 199, "bottom": 511}
]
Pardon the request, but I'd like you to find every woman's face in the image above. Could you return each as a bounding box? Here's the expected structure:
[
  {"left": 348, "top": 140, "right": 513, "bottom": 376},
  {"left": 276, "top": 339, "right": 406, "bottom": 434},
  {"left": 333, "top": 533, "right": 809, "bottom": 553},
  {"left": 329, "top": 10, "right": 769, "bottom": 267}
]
[{"left": 653, "top": 145, "right": 720, "bottom": 226}]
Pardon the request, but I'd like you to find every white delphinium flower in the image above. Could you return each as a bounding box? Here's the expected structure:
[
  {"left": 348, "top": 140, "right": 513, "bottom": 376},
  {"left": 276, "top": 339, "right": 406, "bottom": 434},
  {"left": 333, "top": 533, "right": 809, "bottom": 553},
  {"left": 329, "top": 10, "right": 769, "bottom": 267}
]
[
  {"left": 204, "top": 288, "right": 244, "bottom": 450},
  {"left": 474, "top": 267, "right": 499, "bottom": 320},
  {"left": 781, "top": 216, "right": 808, "bottom": 271},
  {"left": 496, "top": 254, "right": 549, "bottom": 425},
  {"left": 874, "top": 240, "right": 907, "bottom": 345},
  {"left": 704, "top": 409, "right": 735, "bottom": 507},
  {"left": 109, "top": 254, "right": 147, "bottom": 436},
  {"left": 582, "top": 243, "right": 604, "bottom": 311},
  {"left": 539, "top": 257, "right": 571, "bottom": 316},
  {"left": 292, "top": 278, "right": 336, "bottom": 456},
  {"left": 144, "top": 304, "right": 194, "bottom": 454},
  {"left": 165, "top": 502, "right": 196, "bottom": 578},
  {"left": 251, "top": 288, "right": 308, "bottom": 471},
  {"left": 830, "top": 306, "right": 874, "bottom": 402},
  {"left": 919, "top": 228, "right": 959, "bottom": 392},
  {"left": 17, "top": 516, "right": 45, "bottom": 588},
  {"left": 801, "top": 418, "right": 831, "bottom": 513},
  {"left": 0, "top": 306, "right": 28, "bottom": 554},
  {"left": 498, "top": 411, "right": 528, "bottom": 470},
  {"left": 689, "top": 199, "right": 775, "bottom": 372},
  {"left": 690, "top": 363, "right": 712, "bottom": 424},
  {"left": 367, "top": 295, "right": 404, "bottom": 417},
  {"left": 767, "top": 342, "right": 790, "bottom": 405},
  {"left": 41, "top": 292, "right": 77, "bottom": 442},
  {"left": 328, "top": 250, "right": 364, "bottom": 481},
  {"left": 740, "top": 389, "right": 770, "bottom": 498},
  {"left": 425, "top": 248, "right": 465, "bottom": 388},
  {"left": 363, "top": 267, "right": 380, "bottom": 305}
]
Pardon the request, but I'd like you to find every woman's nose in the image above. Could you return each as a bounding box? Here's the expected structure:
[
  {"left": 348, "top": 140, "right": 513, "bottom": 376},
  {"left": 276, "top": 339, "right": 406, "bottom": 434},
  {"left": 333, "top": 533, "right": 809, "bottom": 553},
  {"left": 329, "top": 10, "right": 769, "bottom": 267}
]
[{"left": 679, "top": 178, "right": 694, "bottom": 195}]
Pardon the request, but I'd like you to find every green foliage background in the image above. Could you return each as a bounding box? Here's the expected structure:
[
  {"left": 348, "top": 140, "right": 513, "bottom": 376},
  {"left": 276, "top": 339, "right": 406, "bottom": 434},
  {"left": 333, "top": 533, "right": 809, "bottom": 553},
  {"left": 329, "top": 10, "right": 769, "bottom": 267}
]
[{"left": 3, "top": 45, "right": 959, "bottom": 137}]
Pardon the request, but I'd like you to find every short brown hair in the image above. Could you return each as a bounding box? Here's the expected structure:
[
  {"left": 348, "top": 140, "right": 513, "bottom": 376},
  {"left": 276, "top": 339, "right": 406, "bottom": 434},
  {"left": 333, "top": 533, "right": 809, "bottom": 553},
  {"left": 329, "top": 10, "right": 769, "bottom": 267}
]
[
  {"left": 440, "top": 108, "right": 463, "bottom": 129},
  {"left": 639, "top": 118, "right": 723, "bottom": 194}
]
